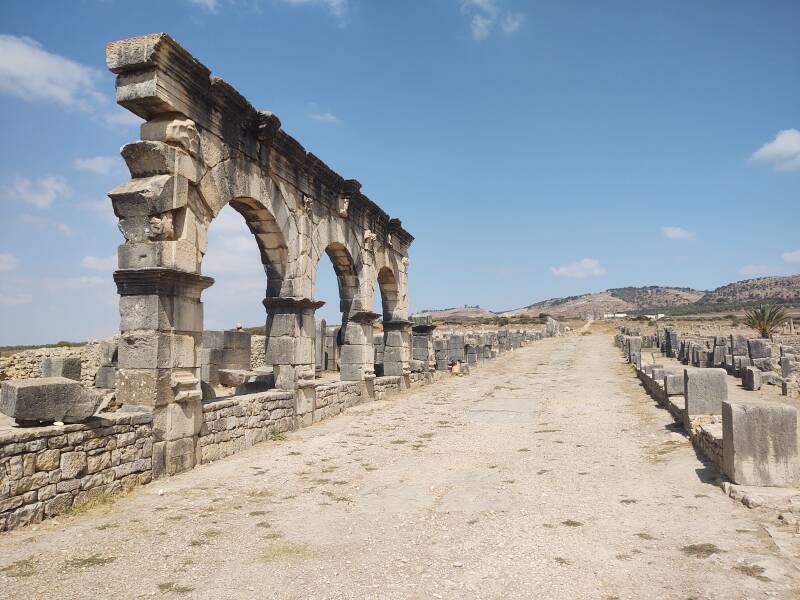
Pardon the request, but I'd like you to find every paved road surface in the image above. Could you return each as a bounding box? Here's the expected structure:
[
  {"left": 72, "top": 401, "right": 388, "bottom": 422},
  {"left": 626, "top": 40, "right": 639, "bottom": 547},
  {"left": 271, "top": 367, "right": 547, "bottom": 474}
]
[{"left": 1, "top": 334, "right": 798, "bottom": 599}]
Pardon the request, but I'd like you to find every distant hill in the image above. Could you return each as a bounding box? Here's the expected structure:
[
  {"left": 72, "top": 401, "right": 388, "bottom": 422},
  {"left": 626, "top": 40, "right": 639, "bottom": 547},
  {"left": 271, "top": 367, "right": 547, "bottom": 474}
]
[
  {"left": 419, "top": 275, "right": 800, "bottom": 321},
  {"left": 415, "top": 306, "right": 497, "bottom": 320},
  {"left": 500, "top": 286, "right": 706, "bottom": 318},
  {"left": 695, "top": 275, "right": 800, "bottom": 308}
]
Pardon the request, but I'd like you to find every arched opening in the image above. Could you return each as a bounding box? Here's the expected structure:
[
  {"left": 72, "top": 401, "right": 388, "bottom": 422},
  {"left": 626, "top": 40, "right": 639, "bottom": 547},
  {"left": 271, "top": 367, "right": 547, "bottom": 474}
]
[
  {"left": 199, "top": 198, "right": 288, "bottom": 398},
  {"left": 313, "top": 242, "right": 362, "bottom": 382},
  {"left": 375, "top": 266, "right": 401, "bottom": 376}
]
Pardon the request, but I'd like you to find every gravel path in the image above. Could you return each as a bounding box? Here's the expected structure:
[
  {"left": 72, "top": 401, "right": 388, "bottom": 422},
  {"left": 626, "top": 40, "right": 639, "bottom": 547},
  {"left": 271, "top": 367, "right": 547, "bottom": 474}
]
[{"left": 1, "top": 334, "right": 798, "bottom": 599}]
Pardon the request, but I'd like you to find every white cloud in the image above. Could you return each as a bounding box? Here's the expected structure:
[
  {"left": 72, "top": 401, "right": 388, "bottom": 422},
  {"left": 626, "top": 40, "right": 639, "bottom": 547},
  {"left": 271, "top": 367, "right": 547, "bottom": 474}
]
[
  {"left": 751, "top": 129, "right": 800, "bottom": 172},
  {"left": 739, "top": 264, "right": 775, "bottom": 277},
  {"left": 74, "top": 156, "right": 121, "bottom": 176},
  {"left": 0, "top": 253, "right": 19, "bottom": 272},
  {"left": 500, "top": 12, "right": 525, "bottom": 34},
  {"left": 204, "top": 234, "right": 264, "bottom": 274},
  {"left": 1, "top": 176, "right": 69, "bottom": 209},
  {"left": 661, "top": 225, "right": 694, "bottom": 240},
  {"left": 470, "top": 14, "right": 493, "bottom": 41},
  {"left": 0, "top": 35, "right": 105, "bottom": 112},
  {"left": 77, "top": 199, "right": 117, "bottom": 225},
  {"left": 44, "top": 276, "right": 106, "bottom": 291},
  {"left": 460, "top": 0, "right": 524, "bottom": 41},
  {"left": 187, "top": 0, "right": 219, "bottom": 10},
  {"left": 280, "top": 0, "right": 348, "bottom": 19},
  {"left": 0, "top": 291, "right": 32, "bottom": 306},
  {"left": 309, "top": 110, "right": 340, "bottom": 124},
  {"left": 19, "top": 214, "right": 73, "bottom": 236},
  {"left": 56, "top": 223, "right": 74, "bottom": 237},
  {"left": 783, "top": 249, "right": 800, "bottom": 263},
  {"left": 81, "top": 255, "right": 117, "bottom": 271},
  {"left": 550, "top": 258, "right": 607, "bottom": 279},
  {"left": 102, "top": 106, "right": 144, "bottom": 129}
]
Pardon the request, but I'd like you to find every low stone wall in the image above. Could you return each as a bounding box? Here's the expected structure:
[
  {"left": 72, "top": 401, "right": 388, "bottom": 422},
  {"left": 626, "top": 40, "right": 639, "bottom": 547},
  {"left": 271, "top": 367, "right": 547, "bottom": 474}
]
[
  {"left": 622, "top": 333, "right": 797, "bottom": 486},
  {"left": 0, "top": 411, "right": 153, "bottom": 532},
  {"left": 198, "top": 391, "right": 294, "bottom": 463},
  {"left": 0, "top": 339, "right": 115, "bottom": 388},
  {"left": 374, "top": 375, "right": 402, "bottom": 399},
  {"left": 690, "top": 420, "right": 724, "bottom": 470},
  {"left": 1, "top": 327, "right": 547, "bottom": 533}
]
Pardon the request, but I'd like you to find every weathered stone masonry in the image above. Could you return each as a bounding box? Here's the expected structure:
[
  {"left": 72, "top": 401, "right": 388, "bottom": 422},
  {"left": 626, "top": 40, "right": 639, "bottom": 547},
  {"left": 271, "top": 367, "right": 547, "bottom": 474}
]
[
  {"left": 0, "top": 32, "right": 558, "bottom": 533},
  {"left": 106, "top": 33, "right": 413, "bottom": 476}
]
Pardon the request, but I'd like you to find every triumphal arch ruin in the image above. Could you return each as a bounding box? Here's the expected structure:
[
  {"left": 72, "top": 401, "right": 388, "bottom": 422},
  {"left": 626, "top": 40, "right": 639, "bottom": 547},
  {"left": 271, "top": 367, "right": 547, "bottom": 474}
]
[{"left": 106, "top": 33, "right": 413, "bottom": 473}]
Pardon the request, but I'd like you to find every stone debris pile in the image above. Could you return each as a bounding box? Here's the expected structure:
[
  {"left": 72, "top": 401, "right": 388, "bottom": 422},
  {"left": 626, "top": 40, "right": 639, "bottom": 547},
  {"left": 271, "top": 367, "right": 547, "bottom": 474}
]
[{"left": 616, "top": 328, "right": 799, "bottom": 490}]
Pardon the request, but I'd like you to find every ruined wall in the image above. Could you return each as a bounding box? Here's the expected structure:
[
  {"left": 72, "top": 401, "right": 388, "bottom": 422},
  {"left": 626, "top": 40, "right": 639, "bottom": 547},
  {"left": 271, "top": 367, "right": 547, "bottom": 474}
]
[
  {"left": 0, "top": 412, "right": 153, "bottom": 532},
  {"left": 0, "top": 339, "right": 115, "bottom": 387},
  {"left": 198, "top": 390, "right": 294, "bottom": 463}
]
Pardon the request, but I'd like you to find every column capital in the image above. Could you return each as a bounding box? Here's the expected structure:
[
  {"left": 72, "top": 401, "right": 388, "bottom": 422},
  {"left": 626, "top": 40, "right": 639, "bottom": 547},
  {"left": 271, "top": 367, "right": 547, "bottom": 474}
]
[
  {"left": 349, "top": 310, "right": 381, "bottom": 324},
  {"left": 383, "top": 319, "right": 412, "bottom": 331},
  {"left": 262, "top": 296, "right": 325, "bottom": 312},
  {"left": 114, "top": 268, "right": 214, "bottom": 298}
]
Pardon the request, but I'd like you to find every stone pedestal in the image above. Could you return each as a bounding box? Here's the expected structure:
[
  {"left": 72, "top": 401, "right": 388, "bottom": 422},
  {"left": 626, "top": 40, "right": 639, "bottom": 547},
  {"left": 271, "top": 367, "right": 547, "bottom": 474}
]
[
  {"left": 114, "top": 268, "right": 212, "bottom": 477},
  {"left": 382, "top": 320, "right": 411, "bottom": 377},
  {"left": 411, "top": 315, "right": 436, "bottom": 373},
  {"left": 264, "top": 297, "right": 323, "bottom": 426},
  {"left": 340, "top": 311, "right": 379, "bottom": 382}
]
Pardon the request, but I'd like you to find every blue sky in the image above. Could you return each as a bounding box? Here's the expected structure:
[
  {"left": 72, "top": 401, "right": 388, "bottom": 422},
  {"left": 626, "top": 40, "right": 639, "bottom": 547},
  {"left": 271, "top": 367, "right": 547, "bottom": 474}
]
[{"left": 0, "top": 0, "right": 798, "bottom": 345}]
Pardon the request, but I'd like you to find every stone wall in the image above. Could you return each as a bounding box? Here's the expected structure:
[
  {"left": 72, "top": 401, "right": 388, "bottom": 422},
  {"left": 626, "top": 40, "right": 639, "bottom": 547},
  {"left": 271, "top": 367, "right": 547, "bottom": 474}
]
[
  {"left": 622, "top": 331, "right": 798, "bottom": 487},
  {"left": 198, "top": 390, "right": 294, "bottom": 463},
  {"left": 1, "top": 324, "right": 549, "bottom": 532},
  {"left": 0, "top": 338, "right": 116, "bottom": 388},
  {"left": 0, "top": 411, "right": 153, "bottom": 532},
  {"left": 690, "top": 420, "right": 724, "bottom": 470}
]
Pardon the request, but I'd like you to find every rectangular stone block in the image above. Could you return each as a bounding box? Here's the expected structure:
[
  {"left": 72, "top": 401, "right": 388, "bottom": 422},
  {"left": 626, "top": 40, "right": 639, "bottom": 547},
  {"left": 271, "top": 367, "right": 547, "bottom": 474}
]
[
  {"left": 748, "top": 339, "right": 772, "bottom": 360},
  {"left": 108, "top": 174, "right": 188, "bottom": 218},
  {"left": 664, "top": 374, "right": 684, "bottom": 396},
  {"left": 40, "top": 357, "right": 81, "bottom": 381},
  {"left": 742, "top": 366, "right": 763, "bottom": 391},
  {"left": 684, "top": 368, "right": 727, "bottom": 418},
  {"left": 117, "top": 239, "right": 199, "bottom": 273},
  {"left": 722, "top": 399, "right": 799, "bottom": 486},
  {"left": 95, "top": 365, "right": 117, "bottom": 389},
  {"left": 153, "top": 400, "right": 202, "bottom": 442},
  {"left": 730, "top": 335, "right": 748, "bottom": 356},
  {"left": 1, "top": 378, "right": 82, "bottom": 423},
  {"left": 165, "top": 437, "right": 196, "bottom": 475}
]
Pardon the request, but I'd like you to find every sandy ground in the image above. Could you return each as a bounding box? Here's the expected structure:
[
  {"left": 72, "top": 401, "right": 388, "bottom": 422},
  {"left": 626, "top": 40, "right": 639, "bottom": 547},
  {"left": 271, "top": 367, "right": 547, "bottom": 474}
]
[{"left": 1, "top": 334, "right": 799, "bottom": 599}]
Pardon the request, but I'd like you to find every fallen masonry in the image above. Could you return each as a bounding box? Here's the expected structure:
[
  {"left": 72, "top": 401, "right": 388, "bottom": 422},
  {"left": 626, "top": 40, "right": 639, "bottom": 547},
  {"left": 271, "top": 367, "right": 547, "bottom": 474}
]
[{"left": 616, "top": 327, "right": 800, "bottom": 494}]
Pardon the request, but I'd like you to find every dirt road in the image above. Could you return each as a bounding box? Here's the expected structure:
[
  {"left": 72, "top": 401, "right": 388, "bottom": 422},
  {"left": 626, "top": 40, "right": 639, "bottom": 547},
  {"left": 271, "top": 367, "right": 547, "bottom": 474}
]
[{"left": 1, "top": 334, "right": 798, "bottom": 599}]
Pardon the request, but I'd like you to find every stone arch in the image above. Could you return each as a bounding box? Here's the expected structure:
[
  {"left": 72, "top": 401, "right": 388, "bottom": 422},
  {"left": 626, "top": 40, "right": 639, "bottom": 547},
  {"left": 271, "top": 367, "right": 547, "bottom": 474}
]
[
  {"left": 227, "top": 197, "right": 288, "bottom": 298},
  {"left": 376, "top": 266, "right": 400, "bottom": 322},
  {"left": 202, "top": 160, "right": 299, "bottom": 299},
  {"left": 321, "top": 241, "right": 360, "bottom": 317},
  {"left": 310, "top": 219, "right": 367, "bottom": 312}
]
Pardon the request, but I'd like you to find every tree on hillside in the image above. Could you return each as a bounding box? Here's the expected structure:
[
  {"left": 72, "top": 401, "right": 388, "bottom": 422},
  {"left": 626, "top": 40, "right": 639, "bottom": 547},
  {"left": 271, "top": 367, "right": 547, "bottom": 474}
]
[{"left": 743, "top": 303, "right": 789, "bottom": 338}]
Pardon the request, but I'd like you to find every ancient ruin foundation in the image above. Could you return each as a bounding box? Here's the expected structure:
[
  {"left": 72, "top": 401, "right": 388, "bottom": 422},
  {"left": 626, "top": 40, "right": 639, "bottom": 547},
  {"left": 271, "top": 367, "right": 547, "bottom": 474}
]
[{"left": 105, "top": 33, "right": 416, "bottom": 475}]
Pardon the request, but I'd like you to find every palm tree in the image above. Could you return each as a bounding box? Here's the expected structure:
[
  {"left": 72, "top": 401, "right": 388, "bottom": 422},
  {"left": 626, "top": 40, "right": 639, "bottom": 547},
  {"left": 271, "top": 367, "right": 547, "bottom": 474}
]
[{"left": 743, "top": 303, "right": 789, "bottom": 338}]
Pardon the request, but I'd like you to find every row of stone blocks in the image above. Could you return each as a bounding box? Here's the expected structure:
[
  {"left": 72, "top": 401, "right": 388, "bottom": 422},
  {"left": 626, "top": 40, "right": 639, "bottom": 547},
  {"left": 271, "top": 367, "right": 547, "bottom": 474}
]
[
  {"left": 628, "top": 345, "right": 799, "bottom": 488},
  {"left": 654, "top": 327, "right": 799, "bottom": 391},
  {"left": 431, "top": 330, "right": 542, "bottom": 372},
  {"left": 0, "top": 321, "right": 533, "bottom": 533}
]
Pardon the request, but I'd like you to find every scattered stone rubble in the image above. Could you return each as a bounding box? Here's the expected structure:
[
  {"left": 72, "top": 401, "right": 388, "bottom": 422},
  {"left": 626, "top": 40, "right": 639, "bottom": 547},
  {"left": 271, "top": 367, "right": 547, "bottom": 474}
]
[{"left": 616, "top": 327, "right": 800, "bottom": 497}]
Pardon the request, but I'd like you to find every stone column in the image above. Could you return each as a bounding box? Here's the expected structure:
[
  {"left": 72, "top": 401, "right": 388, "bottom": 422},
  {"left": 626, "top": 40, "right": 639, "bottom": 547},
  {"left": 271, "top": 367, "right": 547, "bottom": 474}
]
[
  {"left": 340, "top": 311, "right": 379, "bottom": 383},
  {"left": 114, "top": 269, "right": 213, "bottom": 478},
  {"left": 382, "top": 319, "right": 412, "bottom": 381},
  {"left": 411, "top": 316, "right": 436, "bottom": 379},
  {"left": 314, "top": 318, "right": 326, "bottom": 376},
  {"left": 263, "top": 297, "right": 323, "bottom": 427}
]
